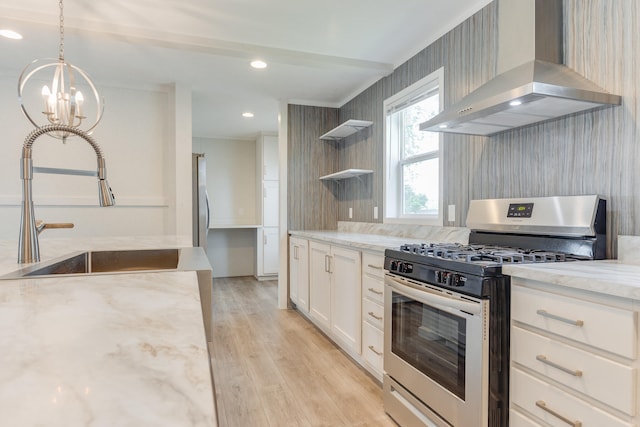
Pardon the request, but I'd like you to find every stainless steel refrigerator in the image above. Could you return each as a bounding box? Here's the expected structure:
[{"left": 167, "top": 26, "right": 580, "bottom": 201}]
[{"left": 192, "top": 153, "right": 210, "bottom": 252}]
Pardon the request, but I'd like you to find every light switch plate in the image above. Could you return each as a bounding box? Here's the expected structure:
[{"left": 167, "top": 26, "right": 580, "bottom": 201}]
[
  {"left": 373, "top": 206, "right": 378, "bottom": 219},
  {"left": 349, "top": 207, "right": 353, "bottom": 219}
]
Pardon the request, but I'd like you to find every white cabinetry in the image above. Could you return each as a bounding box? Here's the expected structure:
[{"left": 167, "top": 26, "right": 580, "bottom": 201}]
[
  {"left": 308, "top": 241, "right": 362, "bottom": 357},
  {"left": 255, "top": 134, "right": 279, "bottom": 280},
  {"left": 331, "top": 246, "right": 362, "bottom": 355},
  {"left": 361, "top": 252, "right": 385, "bottom": 381},
  {"left": 510, "top": 281, "right": 637, "bottom": 427},
  {"left": 309, "top": 241, "right": 332, "bottom": 330},
  {"left": 289, "top": 237, "right": 309, "bottom": 313}
]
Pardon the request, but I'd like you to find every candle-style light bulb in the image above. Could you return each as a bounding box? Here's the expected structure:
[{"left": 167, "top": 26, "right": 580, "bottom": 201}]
[
  {"left": 75, "top": 91, "right": 84, "bottom": 117},
  {"left": 41, "top": 85, "right": 51, "bottom": 114}
]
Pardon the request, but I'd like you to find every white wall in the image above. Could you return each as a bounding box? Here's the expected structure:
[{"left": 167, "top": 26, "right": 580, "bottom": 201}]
[
  {"left": 193, "top": 137, "right": 257, "bottom": 277},
  {"left": 0, "top": 76, "right": 189, "bottom": 244}
]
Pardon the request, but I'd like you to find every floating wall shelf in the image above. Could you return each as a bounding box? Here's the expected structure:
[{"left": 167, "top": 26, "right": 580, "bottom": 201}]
[
  {"left": 319, "top": 169, "right": 373, "bottom": 181},
  {"left": 319, "top": 119, "right": 373, "bottom": 141}
]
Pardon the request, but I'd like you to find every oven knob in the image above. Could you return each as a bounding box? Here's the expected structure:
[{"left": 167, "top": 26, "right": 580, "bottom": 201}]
[
  {"left": 390, "top": 260, "right": 398, "bottom": 271},
  {"left": 452, "top": 274, "right": 467, "bottom": 287},
  {"left": 404, "top": 263, "right": 413, "bottom": 273}
]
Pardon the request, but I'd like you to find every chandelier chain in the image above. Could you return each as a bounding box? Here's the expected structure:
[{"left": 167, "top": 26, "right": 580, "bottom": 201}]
[{"left": 58, "top": 0, "right": 64, "bottom": 60}]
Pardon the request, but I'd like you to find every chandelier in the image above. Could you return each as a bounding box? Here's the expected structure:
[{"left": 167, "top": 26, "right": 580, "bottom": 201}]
[{"left": 17, "top": 0, "right": 103, "bottom": 140}]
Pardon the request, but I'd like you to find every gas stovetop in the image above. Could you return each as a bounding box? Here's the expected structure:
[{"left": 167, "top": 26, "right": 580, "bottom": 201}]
[
  {"left": 384, "top": 242, "right": 579, "bottom": 282},
  {"left": 399, "top": 242, "right": 580, "bottom": 264}
]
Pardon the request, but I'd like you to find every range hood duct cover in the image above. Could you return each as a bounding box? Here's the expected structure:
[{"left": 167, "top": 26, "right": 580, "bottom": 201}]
[{"left": 420, "top": 0, "right": 621, "bottom": 136}]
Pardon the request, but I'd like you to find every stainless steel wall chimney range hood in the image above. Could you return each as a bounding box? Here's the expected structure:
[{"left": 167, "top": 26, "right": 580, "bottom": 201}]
[{"left": 419, "top": 0, "right": 621, "bottom": 136}]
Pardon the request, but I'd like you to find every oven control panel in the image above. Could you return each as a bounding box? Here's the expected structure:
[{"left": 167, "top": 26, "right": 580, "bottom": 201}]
[
  {"left": 434, "top": 270, "right": 467, "bottom": 287},
  {"left": 387, "top": 258, "right": 468, "bottom": 287}
]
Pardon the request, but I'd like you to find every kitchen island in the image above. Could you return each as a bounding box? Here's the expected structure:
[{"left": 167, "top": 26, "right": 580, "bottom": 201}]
[{"left": 0, "top": 236, "right": 217, "bottom": 427}]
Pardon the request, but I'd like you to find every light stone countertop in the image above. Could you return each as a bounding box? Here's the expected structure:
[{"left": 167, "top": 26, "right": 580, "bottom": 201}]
[
  {"left": 289, "top": 230, "right": 456, "bottom": 254},
  {"left": 503, "top": 260, "right": 640, "bottom": 301},
  {"left": 0, "top": 235, "right": 217, "bottom": 427}
]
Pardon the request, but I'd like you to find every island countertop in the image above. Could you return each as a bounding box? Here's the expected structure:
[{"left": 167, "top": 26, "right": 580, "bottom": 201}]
[{"left": 0, "top": 236, "right": 217, "bottom": 426}]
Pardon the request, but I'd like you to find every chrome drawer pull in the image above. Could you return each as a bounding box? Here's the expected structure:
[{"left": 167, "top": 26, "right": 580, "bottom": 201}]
[
  {"left": 536, "top": 355, "right": 583, "bottom": 377},
  {"left": 368, "top": 311, "right": 382, "bottom": 321},
  {"left": 368, "top": 287, "right": 383, "bottom": 295},
  {"left": 536, "top": 400, "right": 582, "bottom": 427},
  {"left": 536, "top": 309, "right": 584, "bottom": 327},
  {"left": 367, "top": 264, "right": 383, "bottom": 270},
  {"left": 368, "top": 345, "right": 383, "bottom": 356}
]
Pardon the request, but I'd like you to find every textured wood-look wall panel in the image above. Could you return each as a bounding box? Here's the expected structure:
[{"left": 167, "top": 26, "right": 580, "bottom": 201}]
[
  {"left": 287, "top": 105, "right": 339, "bottom": 230},
  {"left": 288, "top": 0, "right": 640, "bottom": 257}
]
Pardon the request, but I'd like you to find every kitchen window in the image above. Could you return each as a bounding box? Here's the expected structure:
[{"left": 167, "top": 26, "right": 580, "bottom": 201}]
[{"left": 384, "top": 68, "right": 443, "bottom": 224}]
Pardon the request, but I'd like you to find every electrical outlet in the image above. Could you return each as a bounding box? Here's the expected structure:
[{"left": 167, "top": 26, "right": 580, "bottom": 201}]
[
  {"left": 348, "top": 207, "right": 353, "bottom": 219},
  {"left": 373, "top": 206, "right": 378, "bottom": 219},
  {"left": 448, "top": 205, "right": 455, "bottom": 222}
]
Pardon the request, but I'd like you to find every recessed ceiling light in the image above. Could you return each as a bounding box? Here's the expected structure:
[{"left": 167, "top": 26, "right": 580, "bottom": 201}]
[
  {"left": 0, "top": 29, "right": 23, "bottom": 40},
  {"left": 250, "top": 60, "right": 267, "bottom": 69},
  {"left": 509, "top": 100, "right": 523, "bottom": 107},
  {"left": 439, "top": 124, "right": 448, "bottom": 129},
  {"left": 242, "top": 112, "right": 254, "bottom": 118}
]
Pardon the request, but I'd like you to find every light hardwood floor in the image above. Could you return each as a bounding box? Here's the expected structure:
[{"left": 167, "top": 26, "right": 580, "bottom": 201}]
[{"left": 210, "top": 276, "right": 397, "bottom": 427}]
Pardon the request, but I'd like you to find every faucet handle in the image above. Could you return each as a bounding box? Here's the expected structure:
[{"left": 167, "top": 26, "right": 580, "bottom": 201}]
[{"left": 35, "top": 220, "right": 75, "bottom": 234}]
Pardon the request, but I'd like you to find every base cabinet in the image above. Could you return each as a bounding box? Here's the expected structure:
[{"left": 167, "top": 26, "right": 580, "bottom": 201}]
[
  {"left": 510, "top": 280, "right": 638, "bottom": 427},
  {"left": 361, "top": 252, "right": 385, "bottom": 381},
  {"left": 290, "top": 236, "right": 387, "bottom": 381},
  {"left": 289, "top": 237, "right": 309, "bottom": 313},
  {"left": 330, "top": 246, "right": 362, "bottom": 354},
  {"left": 309, "top": 241, "right": 332, "bottom": 330}
]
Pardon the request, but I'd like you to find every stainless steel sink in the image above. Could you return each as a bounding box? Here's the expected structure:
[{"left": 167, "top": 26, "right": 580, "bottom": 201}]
[{"left": 2, "top": 248, "right": 180, "bottom": 278}]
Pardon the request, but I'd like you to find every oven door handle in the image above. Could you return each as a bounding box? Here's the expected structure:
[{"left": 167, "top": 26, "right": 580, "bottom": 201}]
[{"left": 386, "top": 275, "right": 482, "bottom": 316}]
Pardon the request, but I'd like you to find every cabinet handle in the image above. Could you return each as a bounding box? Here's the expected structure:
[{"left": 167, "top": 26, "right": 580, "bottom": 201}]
[
  {"left": 535, "top": 401, "right": 582, "bottom": 427},
  {"left": 368, "top": 311, "right": 382, "bottom": 321},
  {"left": 536, "top": 355, "right": 583, "bottom": 377},
  {"left": 367, "top": 264, "right": 383, "bottom": 270},
  {"left": 536, "top": 309, "right": 584, "bottom": 327},
  {"left": 324, "top": 255, "right": 332, "bottom": 273},
  {"left": 293, "top": 245, "right": 298, "bottom": 260},
  {"left": 264, "top": 234, "right": 268, "bottom": 245},
  {"left": 368, "top": 287, "right": 383, "bottom": 296},
  {"left": 368, "top": 345, "right": 383, "bottom": 356}
]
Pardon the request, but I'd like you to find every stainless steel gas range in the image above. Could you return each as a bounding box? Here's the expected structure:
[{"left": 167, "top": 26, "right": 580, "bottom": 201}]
[{"left": 382, "top": 195, "right": 606, "bottom": 427}]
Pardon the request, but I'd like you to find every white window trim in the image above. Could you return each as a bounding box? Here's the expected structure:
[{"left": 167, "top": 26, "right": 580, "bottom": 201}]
[{"left": 383, "top": 67, "right": 444, "bottom": 226}]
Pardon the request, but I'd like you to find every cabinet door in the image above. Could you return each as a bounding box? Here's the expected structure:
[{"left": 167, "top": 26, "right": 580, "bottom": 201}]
[
  {"left": 295, "top": 240, "right": 309, "bottom": 313},
  {"left": 262, "top": 227, "right": 279, "bottom": 274},
  {"left": 331, "top": 246, "right": 361, "bottom": 355},
  {"left": 290, "top": 237, "right": 309, "bottom": 312},
  {"left": 263, "top": 181, "right": 279, "bottom": 227},
  {"left": 289, "top": 239, "right": 299, "bottom": 305},
  {"left": 263, "top": 135, "right": 279, "bottom": 180},
  {"left": 309, "top": 241, "right": 331, "bottom": 330}
]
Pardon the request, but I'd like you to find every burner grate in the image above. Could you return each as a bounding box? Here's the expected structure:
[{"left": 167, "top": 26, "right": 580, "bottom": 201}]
[{"left": 399, "top": 243, "right": 572, "bottom": 265}]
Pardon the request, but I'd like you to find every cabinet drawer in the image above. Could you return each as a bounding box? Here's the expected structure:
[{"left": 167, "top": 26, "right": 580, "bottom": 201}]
[
  {"left": 512, "top": 285, "right": 636, "bottom": 359},
  {"left": 509, "top": 409, "right": 544, "bottom": 427},
  {"left": 363, "top": 298, "right": 384, "bottom": 330},
  {"left": 362, "top": 322, "right": 383, "bottom": 375},
  {"left": 512, "top": 325, "right": 636, "bottom": 415},
  {"left": 511, "top": 368, "right": 632, "bottom": 427},
  {"left": 362, "top": 273, "right": 384, "bottom": 304},
  {"left": 362, "top": 252, "right": 384, "bottom": 279}
]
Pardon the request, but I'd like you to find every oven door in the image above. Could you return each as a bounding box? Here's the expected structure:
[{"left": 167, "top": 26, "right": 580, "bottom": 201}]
[{"left": 384, "top": 272, "right": 489, "bottom": 427}]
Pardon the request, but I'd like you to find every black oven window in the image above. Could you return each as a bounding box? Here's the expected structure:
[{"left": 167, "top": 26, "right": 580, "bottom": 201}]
[{"left": 391, "top": 292, "right": 466, "bottom": 400}]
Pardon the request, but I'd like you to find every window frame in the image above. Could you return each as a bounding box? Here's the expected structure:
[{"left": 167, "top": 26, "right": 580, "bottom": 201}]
[{"left": 383, "top": 68, "right": 444, "bottom": 225}]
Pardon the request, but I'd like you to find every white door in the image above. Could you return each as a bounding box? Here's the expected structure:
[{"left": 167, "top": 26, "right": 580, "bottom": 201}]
[
  {"left": 263, "top": 135, "right": 279, "bottom": 180},
  {"left": 263, "top": 181, "right": 279, "bottom": 227},
  {"left": 309, "top": 241, "right": 331, "bottom": 330},
  {"left": 262, "top": 227, "right": 279, "bottom": 275},
  {"left": 330, "top": 246, "right": 361, "bottom": 354}
]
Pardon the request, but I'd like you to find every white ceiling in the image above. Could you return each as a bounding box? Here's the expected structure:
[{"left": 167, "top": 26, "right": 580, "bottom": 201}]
[{"left": 0, "top": 0, "right": 491, "bottom": 139}]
